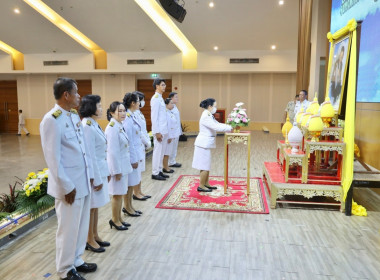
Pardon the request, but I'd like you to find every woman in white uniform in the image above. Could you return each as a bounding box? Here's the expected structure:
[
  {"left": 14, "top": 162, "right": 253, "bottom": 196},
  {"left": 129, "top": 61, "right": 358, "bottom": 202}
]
[
  {"left": 122, "top": 92, "right": 144, "bottom": 216},
  {"left": 163, "top": 98, "right": 177, "bottom": 173},
  {"left": 80, "top": 95, "right": 111, "bottom": 252},
  {"left": 105, "top": 101, "right": 133, "bottom": 230},
  {"left": 192, "top": 98, "right": 232, "bottom": 192},
  {"left": 133, "top": 91, "right": 152, "bottom": 200}
]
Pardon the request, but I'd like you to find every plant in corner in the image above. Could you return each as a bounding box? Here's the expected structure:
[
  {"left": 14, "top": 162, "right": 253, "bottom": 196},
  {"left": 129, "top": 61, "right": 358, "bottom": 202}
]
[
  {"left": 0, "top": 180, "right": 22, "bottom": 222},
  {"left": 17, "top": 169, "right": 55, "bottom": 219},
  {"left": 179, "top": 122, "right": 188, "bottom": 142}
]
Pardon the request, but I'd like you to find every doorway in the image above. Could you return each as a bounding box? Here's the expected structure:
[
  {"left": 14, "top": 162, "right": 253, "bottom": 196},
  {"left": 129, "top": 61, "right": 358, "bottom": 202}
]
[
  {"left": 137, "top": 79, "right": 172, "bottom": 131},
  {"left": 0, "top": 81, "right": 18, "bottom": 134}
]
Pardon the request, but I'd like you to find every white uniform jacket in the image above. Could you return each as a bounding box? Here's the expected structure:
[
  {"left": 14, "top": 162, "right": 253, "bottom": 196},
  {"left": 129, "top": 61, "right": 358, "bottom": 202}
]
[
  {"left": 40, "top": 104, "right": 92, "bottom": 200},
  {"left": 135, "top": 110, "right": 151, "bottom": 149},
  {"left": 150, "top": 92, "right": 168, "bottom": 135},
  {"left": 294, "top": 99, "right": 310, "bottom": 116},
  {"left": 105, "top": 118, "right": 133, "bottom": 176},
  {"left": 82, "top": 117, "right": 110, "bottom": 187},
  {"left": 123, "top": 110, "right": 144, "bottom": 164},
  {"left": 194, "top": 110, "right": 232, "bottom": 149},
  {"left": 166, "top": 109, "right": 178, "bottom": 139},
  {"left": 172, "top": 104, "right": 182, "bottom": 138},
  {"left": 19, "top": 113, "right": 25, "bottom": 125}
]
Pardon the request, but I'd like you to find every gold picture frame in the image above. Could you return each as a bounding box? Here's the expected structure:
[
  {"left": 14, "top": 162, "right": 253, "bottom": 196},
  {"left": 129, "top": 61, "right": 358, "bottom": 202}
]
[{"left": 325, "top": 33, "right": 352, "bottom": 114}]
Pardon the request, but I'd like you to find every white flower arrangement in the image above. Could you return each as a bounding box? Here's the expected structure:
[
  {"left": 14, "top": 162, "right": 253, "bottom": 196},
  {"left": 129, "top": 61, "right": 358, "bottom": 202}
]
[
  {"left": 227, "top": 102, "right": 250, "bottom": 128},
  {"left": 22, "top": 169, "right": 49, "bottom": 197}
]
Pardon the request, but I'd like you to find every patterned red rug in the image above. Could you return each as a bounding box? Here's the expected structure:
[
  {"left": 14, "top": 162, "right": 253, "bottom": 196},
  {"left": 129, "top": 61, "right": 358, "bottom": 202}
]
[{"left": 156, "top": 175, "right": 269, "bottom": 214}]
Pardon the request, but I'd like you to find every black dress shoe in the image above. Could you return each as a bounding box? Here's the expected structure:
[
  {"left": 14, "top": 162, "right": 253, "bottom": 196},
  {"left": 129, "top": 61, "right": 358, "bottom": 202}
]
[
  {"left": 135, "top": 210, "right": 143, "bottom": 215},
  {"left": 121, "top": 221, "right": 131, "bottom": 227},
  {"left": 133, "top": 194, "right": 148, "bottom": 201},
  {"left": 152, "top": 174, "right": 166, "bottom": 180},
  {"left": 205, "top": 185, "right": 217, "bottom": 190},
  {"left": 122, "top": 208, "right": 141, "bottom": 217},
  {"left": 144, "top": 195, "right": 152, "bottom": 199},
  {"left": 159, "top": 172, "right": 169, "bottom": 178},
  {"left": 95, "top": 240, "right": 110, "bottom": 247},
  {"left": 85, "top": 243, "right": 105, "bottom": 253},
  {"left": 197, "top": 187, "right": 212, "bottom": 192},
  {"left": 169, "top": 163, "right": 182, "bottom": 168},
  {"left": 76, "top": 262, "right": 97, "bottom": 273},
  {"left": 109, "top": 219, "right": 128, "bottom": 230},
  {"left": 163, "top": 168, "right": 174, "bottom": 173},
  {"left": 61, "top": 269, "right": 85, "bottom": 280}
]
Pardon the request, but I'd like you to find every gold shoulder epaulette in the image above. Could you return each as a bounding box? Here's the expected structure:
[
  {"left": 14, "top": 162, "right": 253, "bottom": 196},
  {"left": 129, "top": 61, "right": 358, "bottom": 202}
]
[
  {"left": 70, "top": 109, "right": 78, "bottom": 114},
  {"left": 52, "top": 109, "right": 62, "bottom": 119},
  {"left": 126, "top": 113, "right": 131, "bottom": 117},
  {"left": 154, "top": 93, "right": 159, "bottom": 98},
  {"left": 86, "top": 120, "right": 91, "bottom": 126},
  {"left": 207, "top": 112, "right": 211, "bottom": 116},
  {"left": 109, "top": 121, "right": 115, "bottom": 127}
]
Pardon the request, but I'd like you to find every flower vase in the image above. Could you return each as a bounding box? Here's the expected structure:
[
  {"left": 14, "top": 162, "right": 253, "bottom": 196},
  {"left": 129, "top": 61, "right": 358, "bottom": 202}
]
[{"left": 233, "top": 126, "right": 240, "bottom": 133}]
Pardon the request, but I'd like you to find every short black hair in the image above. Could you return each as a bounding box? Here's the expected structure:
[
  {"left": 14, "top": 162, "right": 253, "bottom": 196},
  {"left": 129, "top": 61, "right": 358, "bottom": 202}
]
[
  {"left": 169, "top": 92, "right": 178, "bottom": 99},
  {"left": 79, "top": 95, "right": 101, "bottom": 118},
  {"left": 199, "top": 98, "right": 216, "bottom": 109},
  {"left": 53, "top": 77, "right": 77, "bottom": 100},
  {"left": 300, "top": 90, "right": 308, "bottom": 96},
  {"left": 295, "top": 94, "right": 299, "bottom": 98},
  {"left": 107, "top": 101, "right": 122, "bottom": 121},
  {"left": 133, "top": 91, "right": 145, "bottom": 101},
  {"left": 19, "top": 109, "right": 22, "bottom": 113},
  {"left": 123, "top": 92, "right": 139, "bottom": 109},
  {"left": 153, "top": 78, "right": 165, "bottom": 90},
  {"left": 164, "top": 98, "right": 172, "bottom": 105}
]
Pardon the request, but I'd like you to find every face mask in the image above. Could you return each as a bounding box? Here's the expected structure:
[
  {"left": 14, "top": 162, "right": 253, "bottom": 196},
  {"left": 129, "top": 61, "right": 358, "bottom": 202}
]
[
  {"left": 140, "top": 100, "right": 145, "bottom": 108},
  {"left": 211, "top": 107, "right": 217, "bottom": 114}
]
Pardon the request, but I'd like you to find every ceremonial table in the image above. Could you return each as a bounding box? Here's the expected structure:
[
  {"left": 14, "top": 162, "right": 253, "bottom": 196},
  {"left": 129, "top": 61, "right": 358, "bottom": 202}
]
[{"left": 224, "top": 132, "right": 251, "bottom": 195}]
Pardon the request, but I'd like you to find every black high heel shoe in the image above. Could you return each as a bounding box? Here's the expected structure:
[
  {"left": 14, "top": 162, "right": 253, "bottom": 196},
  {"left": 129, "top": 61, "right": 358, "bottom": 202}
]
[
  {"left": 109, "top": 219, "right": 128, "bottom": 230},
  {"left": 135, "top": 210, "right": 143, "bottom": 215},
  {"left": 86, "top": 243, "right": 105, "bottom": 253},
  {"left": 122, "top": 208, "right": 141, "bottom": 217},
  {"left": 133, "top": 194, "right": 148, "bottom": 201},
  {"left": 121, "top": 221, "right": 131, "bottom": 227},
  {"left": 96, "top": 240, "right": 110, "bottom": 247}
]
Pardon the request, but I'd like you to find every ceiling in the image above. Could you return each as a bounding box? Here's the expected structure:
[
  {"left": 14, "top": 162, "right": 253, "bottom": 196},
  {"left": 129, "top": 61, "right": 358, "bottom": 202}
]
[{"left": 0, "top": 0, "right": 299, "bottom": 54}]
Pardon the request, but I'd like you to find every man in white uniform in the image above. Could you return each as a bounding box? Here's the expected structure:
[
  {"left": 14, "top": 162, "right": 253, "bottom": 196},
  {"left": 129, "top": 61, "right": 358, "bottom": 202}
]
[
  {"left": 168, "top": 92, "right": 182, "bottom": 168},
  {"left": 150, "top": 78, "right": 169, "bottom": 181},
  {"left": 17, "top": 109, "right": 30, "bottom": 136},
  {"left": 294, "top": 90, "right": 310, "bottom": 116},
  {"left": 40, "top": 77, "right": 96, "bottom": 280}
]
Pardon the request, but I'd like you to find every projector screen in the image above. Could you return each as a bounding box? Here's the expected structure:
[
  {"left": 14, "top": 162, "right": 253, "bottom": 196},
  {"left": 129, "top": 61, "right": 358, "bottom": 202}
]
[{"left": 331, "top": 0, "right": 380, "bottom": 102}]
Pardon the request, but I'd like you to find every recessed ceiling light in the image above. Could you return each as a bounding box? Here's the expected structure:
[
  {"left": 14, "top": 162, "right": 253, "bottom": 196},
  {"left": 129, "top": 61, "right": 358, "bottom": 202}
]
[
  {"left": 279, "top": 0, "right": 284, "bottom": 5},
  {"left": 214, "top": 46, "right": 218, "bottom": 51},
  {"left": 271, "top": 45, "right": 276, "bottom": 50},
  {"left": 14, "top": 8, "right": 20, "bottom": 14},
  {"left": 209, "top": 2, "right": 214, "bottom": 8}
]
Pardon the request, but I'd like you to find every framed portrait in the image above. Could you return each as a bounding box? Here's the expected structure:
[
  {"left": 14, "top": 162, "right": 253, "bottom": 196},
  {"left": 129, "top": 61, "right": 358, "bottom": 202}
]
[{"left": 325, "top": 33, "right": 352, "bottom": 114}]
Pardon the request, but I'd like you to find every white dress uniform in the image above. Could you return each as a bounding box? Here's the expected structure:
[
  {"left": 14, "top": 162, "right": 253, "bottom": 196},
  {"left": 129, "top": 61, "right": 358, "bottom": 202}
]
[
  {"left": 123, "top": 109, "right": 144, "bottom": 186},
  {"left": 169, "top": 104, "right": 182, "bottom": 165},
  {"left": 82, "top": 117, "right": 110, "bottom": 209},
  {"left": 192, "top": 110, "right": 232, "bottom": 171},
  {"left": 165, "top": 108, "right": 178, "bottom": 156},
  {"left": 150, "top": 92, "right": 168, "bottom": 175},
  {"left": 40, "top": 104, "right": 92, "bottom": 279},
  {"left": 105, "top": 118, "right": 133, "bottom": 195},
  {"left": 135, "top": 110, "right": 151, "bottom": 172},
  {"left": 18, "top": 113, "right": 29, "bottom": 134}
]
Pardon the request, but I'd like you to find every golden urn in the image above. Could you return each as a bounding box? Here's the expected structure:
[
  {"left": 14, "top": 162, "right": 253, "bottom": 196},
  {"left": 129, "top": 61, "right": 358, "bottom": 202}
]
[
  {"left": 307, "top": 97, "right": 320, "bottom": 115},
  {"left": 301, "top": 112, "right": 312, "bottom": 128},
  {"left": 320, "top": 97, "right": 335, "bottom": 127},
  {"left": 307, "top": 114, "right": 324, "bottom": 142},
  {"left": 282, "top": 114, "right": 293, "bottom": 139}
]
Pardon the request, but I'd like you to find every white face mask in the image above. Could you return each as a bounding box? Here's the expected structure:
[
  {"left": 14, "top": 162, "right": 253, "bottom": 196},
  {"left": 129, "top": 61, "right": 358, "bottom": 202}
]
[
  {"left": 140, "top": 100, "right": 145, "bottom": 108},
  {"left": 211, "top": 107, "right": 217, "bottom": 114}
]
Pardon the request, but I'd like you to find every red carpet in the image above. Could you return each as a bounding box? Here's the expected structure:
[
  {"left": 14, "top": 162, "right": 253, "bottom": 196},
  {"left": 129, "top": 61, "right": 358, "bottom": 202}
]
[{"left": 156, "top": 175, "right": 269, "bottom": 214}]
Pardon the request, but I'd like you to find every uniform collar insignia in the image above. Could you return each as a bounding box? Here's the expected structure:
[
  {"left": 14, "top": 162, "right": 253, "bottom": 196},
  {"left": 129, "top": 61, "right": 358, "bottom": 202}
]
[
  {"left": 86, "top": 119, "right": 92, "bottom": 126},
  {"left": 109, "top": 121, "right": 115, "bottom": 127},
  {"left": 52, "top": 109, "right": 62, "bottom": 119},
  {"left": 70, "top": 109, "right": 78, "bottom": 114},
  {"left": 76, "top": 121, "right": 81, "bottom": 127}
]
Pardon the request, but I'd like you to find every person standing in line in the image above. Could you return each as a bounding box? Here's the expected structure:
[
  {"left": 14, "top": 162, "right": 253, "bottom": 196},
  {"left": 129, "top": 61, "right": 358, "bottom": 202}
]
[
  {"left": 163, "top": 98, "right": 177, "bottom": 173},
  {"left": 168, "top": 92, "right": 182, "bottom": 168},
  {"left": 150, "top": 78, "right": 169, "bottom": 181},
  {"left": 133, "top": 91, "right": 152, "bottom": 200},
  {"left": 192, "top": 98, "right": 232, "bottom": 192},
  {"left": 79, "top": 95, "right": 111, "bottom": 253},
  {"left": 121, "top": 92, "right": 144, "bottom": 216},
  {"left": 18, "top": 109, "right": 30, "bottom": 136},
  {"left": 40, "top": 77, "right": 97, "bottom": 280},
  {"left": 105, "top": 101, "right": 132, "bottom": 231},
  {"left": 294, "top": 90, "right": 310, "bottom": 116}
]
